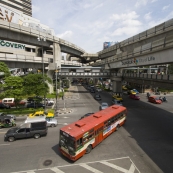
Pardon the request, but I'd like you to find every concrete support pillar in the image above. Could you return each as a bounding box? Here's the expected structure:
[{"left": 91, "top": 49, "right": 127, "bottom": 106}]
[
  {"left": 111, "top": 76, "right": 122, "bottom": 93},
  {"left": 137, "top": 67, "right": 139, "bottom": 74},
  {"left": 53, "top": 42, "right": 61, "bottom": 68},
  {"left": 148, "top": 66, "right": 151, "bottom": 74}
]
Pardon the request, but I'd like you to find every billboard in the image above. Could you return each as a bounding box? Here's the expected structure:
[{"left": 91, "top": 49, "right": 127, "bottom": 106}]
[
  {"left": 0, "top": 4, "right": 55, "bottom": 36},
  {"left": 103, "top": 42, "right": 118, "bottom": 49}
]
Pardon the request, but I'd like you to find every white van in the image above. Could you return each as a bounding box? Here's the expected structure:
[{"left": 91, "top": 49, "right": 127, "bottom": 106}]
[
  {"left": 2, "top": 98, "right": 26, "bottom": 107},
  {"left": 2, "top": 98, "right": 15, "bottom": 107}
]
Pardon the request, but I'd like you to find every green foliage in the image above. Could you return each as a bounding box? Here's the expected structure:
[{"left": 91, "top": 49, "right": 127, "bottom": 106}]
[
  {"left": 0, "top": 62, "right": 11, "bottom": 77},
  {"left": 23, "top": 73, "right": 50, "bottom": 97},
  {"left": 0, "top": 76, "right": 24, "bottom": 106}
]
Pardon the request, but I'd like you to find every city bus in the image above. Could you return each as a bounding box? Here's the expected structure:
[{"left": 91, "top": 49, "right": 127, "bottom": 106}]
[{"left": 59, "top": 105, "right": 127, "bottom": 161}]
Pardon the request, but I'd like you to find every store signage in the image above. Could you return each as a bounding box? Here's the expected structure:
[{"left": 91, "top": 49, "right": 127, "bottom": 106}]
[
  {"left": 0, "top": 40, "right": 25, "bottom": 49},
  {"left": 122, "top": 56, "right": 155, "bottom": 66}
]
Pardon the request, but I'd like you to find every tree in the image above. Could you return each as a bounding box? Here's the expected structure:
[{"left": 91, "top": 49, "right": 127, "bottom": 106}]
[
  {"left": 23, "top": 73, "right": 52, "bottom": 97},
  {"left": 0, "top": 62, "right": 11, "bottom": 77},
  {"left": 0, "top": 76, "right": 24, "bottom": 107}
]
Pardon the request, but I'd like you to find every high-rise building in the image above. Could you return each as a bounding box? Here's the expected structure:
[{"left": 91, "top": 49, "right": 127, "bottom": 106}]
[{"left": 0, "top": 0, "right": 32, "bottom": 16}]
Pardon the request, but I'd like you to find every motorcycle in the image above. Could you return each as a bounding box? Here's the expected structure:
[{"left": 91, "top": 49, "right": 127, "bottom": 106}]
[{"left": 162, "top": 96, "right": 167, "bottom": 102}]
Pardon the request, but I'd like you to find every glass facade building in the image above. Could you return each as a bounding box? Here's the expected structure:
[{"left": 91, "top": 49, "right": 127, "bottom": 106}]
[{"left": 0, "top": 0, "right": 32, "bottom": 16}]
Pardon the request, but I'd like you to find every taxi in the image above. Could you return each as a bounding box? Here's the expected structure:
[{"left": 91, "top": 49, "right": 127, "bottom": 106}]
[
  {"left": 128, "top": 90, "right": 136, "bottom": 95},
  {"left": 28, "top": 111, "right": 54, "bottom": 118},
  {"left": 122, "top": 85, "right": 127, "bottom": 90},
  {"left": 112, "top": 94, "right": 123, "bottom": 101}
]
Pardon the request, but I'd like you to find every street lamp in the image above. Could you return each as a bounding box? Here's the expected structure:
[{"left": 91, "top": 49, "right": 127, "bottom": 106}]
[
  {"left": 55, "top": 65, "right": 60, "bottom": 116},
  {"left": 37, "top": 36, "right": 46, "bottom": 111}
]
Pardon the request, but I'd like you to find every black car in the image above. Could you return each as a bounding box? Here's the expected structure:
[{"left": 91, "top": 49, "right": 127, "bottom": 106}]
[
  {"left": 90, "top": 89, "right": 95, "bottom": 93},
  {"left": 80, "top": 113, "right": 94, "bottom": 119},
  {"left": 26, "top": 102, "right": 45, "bottom": 109},
  {"left": 94, "top": 94, "right": 101, "bottom": 100},
  {"left": 0, "top": 103, "right": 11, "bottom": 109}
]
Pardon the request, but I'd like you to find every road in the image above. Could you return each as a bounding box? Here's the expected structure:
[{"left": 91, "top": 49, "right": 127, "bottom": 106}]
[{"left": 0, "top": 85, "right": 173, "bottom": 173}]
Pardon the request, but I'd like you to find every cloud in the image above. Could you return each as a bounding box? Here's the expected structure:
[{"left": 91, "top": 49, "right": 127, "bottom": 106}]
[
  {"left": 57, "top": 31, "right": 73, "bottom": 41},
  {"left": 151, "top": 0, "right": 158, "bottom": 3},
  {"left": 162, "top": 5, "right": 170, "bottom": 11},
  {"left": 144, "top": 12, "right": 152, "bottom": 21},
  {"left": 135, "top": 0, "right": 148, "bottom": 8},
  {"left": 93, "top": 3, "right": 103, "bottom": 10},
  {"left": 110, "top": 11, "right": 139, "bottom": 21}
]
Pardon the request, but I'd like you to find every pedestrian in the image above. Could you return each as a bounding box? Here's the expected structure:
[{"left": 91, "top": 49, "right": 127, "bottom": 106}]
[{"left": 62, "top": 95, "right": 64, "bottom": 100}]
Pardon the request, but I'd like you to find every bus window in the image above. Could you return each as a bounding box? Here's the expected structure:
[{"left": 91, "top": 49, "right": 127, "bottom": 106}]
[{"left": 77, "top": 138, "right": 82, "bottom": 148}]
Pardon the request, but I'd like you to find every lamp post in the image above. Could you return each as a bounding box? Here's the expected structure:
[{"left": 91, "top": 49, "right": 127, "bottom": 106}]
[
  {"left": 55, "top": 65, "right": 60, "bottom": 116},
  {"left": 37, "top": 36, "right": 46, "bottom": 111}
]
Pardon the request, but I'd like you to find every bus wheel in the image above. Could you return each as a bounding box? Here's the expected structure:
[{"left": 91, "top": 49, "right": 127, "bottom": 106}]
[
  {"left": 86, "top": 145, "right": 92, "bottom": 154},
  {"left": 116, "top": 125, "right": 120, "bottom": 131}
]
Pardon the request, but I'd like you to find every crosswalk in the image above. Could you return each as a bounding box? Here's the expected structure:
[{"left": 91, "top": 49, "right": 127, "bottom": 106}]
[{"left": 11, "top": 157, "right": 140, "bottom": 173}]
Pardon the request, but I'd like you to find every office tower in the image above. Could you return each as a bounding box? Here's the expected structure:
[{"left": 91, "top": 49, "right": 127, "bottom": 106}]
[{"left": 0, "top": 0, "right": 32, "bottom": 16}]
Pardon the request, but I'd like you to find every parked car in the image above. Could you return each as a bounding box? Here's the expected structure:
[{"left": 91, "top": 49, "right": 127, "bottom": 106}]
[
  {"left": 46, "top": 117, "right": 57, "bottom": 127},
  {"left": 112, "top": 99, "right": 123, "bottom": 106},
  {"left": 26, "top": 102, "right": 45, "bottom": 109},
  {"left": 80, "top": 113, "right": 94, "bottom": 119},
  {"left": 4, "top": 117, "right": 47, "bottom": 142},
  {"left": 129, "top": 94, "right": 140, "bottom": 100},
  {"left": 42, "top": 98, "right": 54, "bottom": 106},
  {"left": 27, "top": 96, "right": 42, "bottom": 103},
  {"left": 148, "top": 96, "right": 162, "bottom": 104},
  {"left": 0, "top": 103, "right": 11, "bottom": 109},
  {"left": 1, "top": 98, "right": 26, "bottom": 107},
  {"left": 100, "top": 102, "right": 109, "bottom": 110},
  {"left": 0, "top": 112, "right": 16, "bottom": 120},
  {"left": 94, "top": 94, "right": 101, "bottom": 100}
]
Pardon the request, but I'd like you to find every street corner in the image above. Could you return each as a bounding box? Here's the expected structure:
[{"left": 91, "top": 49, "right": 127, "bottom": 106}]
[{"left": 57, "top": 108, "right": 73, "bottom": 114}]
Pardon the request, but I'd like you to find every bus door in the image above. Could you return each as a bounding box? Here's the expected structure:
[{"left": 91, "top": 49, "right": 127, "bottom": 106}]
[{"left": 95, "top": 127, "right": 103, "bottom": 145}]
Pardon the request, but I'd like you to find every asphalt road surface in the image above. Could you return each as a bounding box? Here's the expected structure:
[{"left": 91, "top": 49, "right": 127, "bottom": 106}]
[{"left": 0, "top": 85, "right": 173, "bottom": 173}]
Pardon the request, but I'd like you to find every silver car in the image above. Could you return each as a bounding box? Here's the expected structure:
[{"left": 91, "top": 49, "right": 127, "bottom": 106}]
[
  {"left": 0, "top": 112, "right": 16, "bottom": 120},
  {"left": 112, "top": 99, "right": 123, "bottom": 106},
  {"left": 46, "top": 118, "right": 57, "bottom": 127},
  {"left": 100, "top": 102, "right": 109, "bottom": 110}
]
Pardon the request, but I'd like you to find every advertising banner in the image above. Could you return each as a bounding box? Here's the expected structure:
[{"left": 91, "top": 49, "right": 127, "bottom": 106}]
[{"left": 103, "top": 42, "right": 117, "bottom": 49}]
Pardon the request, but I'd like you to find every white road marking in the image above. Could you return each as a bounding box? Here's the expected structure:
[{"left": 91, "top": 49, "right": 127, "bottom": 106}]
[
  {"left": 80, "top": 163, "right": 103, "bottom": 173},
  {"left": 0, "top": 144, "right": 10, "bottom": 146},
  {"left": 50, "top": 167, "right": 65, "bottom": 173},
  {"left": 128, "top": 164, "right": 136, "bottom": 173},
  {"left": 10, "top": 157, "right": 140, "bottom": 173},
  {"left": 57, "top": 123, "right": 68, "bottom": 125},
  {"left": 100, "top": 161, "right": 132, "bottom": 173}
]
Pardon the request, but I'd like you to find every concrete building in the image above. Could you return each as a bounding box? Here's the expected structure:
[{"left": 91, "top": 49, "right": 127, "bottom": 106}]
[{"left": 0, "top": 0, "right": 32, "bottom": 16}]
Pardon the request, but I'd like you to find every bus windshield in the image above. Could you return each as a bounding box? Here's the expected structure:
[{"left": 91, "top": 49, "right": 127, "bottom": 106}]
[{"left": 60, "top": 131, "right": 75, "bottom": 150}]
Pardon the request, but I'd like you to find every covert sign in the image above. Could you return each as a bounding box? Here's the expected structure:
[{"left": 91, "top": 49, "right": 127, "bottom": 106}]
[{"left": 0, "top": 40, "right": 25, "bottom": 49}]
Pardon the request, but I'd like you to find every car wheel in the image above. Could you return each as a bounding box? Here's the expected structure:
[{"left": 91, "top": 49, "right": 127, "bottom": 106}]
[
  {"left": 8, "top": 136, "right": 15, "bottom": 142},
  {"left": 86, "top": 145, "right": 92, "bottom": 154},
  {"left": 34, "top": 133, "right": 41, "bottom": 139},
  {"left": 116, "top": 124, "right": 120, "bottom": 131},
  {"left": 50, "top": 124, "right": 55, "bottom": 127}
]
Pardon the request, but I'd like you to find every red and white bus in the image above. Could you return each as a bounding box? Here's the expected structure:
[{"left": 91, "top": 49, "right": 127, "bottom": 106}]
[{"left": 59, "top": 105, "right": 127, "bottom": 161}]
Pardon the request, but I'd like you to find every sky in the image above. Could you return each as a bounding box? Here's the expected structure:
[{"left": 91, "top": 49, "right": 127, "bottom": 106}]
[{"left": 32, "top": 0, "right": 173, "bottom": 53}]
